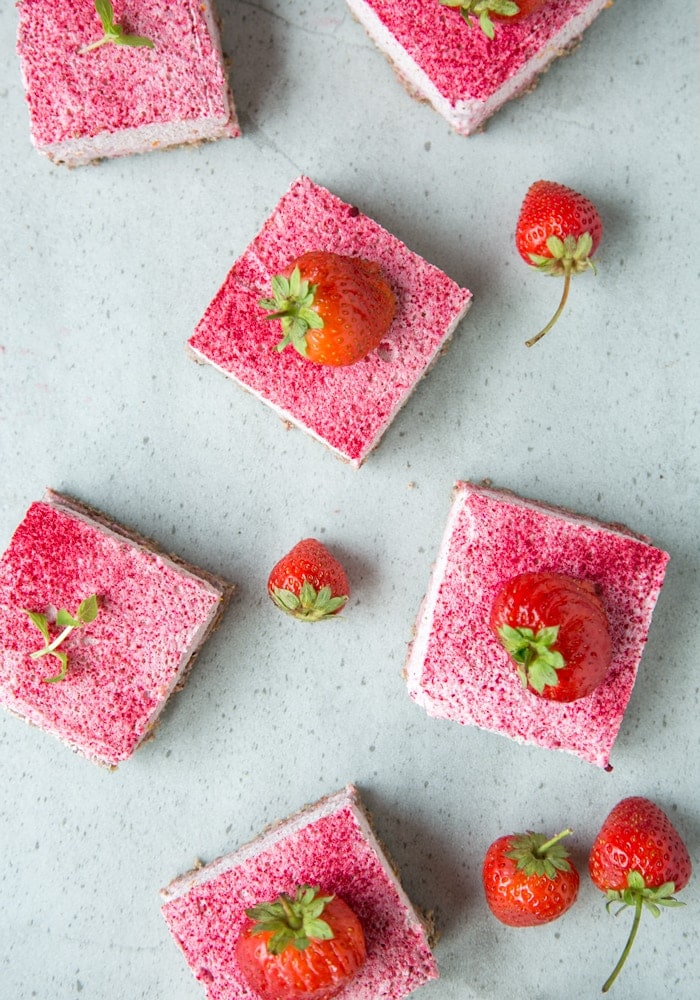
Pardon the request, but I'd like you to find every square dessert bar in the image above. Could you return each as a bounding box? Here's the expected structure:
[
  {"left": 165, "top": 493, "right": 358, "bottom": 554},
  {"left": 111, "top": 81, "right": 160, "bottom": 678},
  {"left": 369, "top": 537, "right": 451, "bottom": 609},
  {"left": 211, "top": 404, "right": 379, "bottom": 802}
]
[
  {"left": 161, "top": 784, "right": 438, "bottom": 999},
  {"left": 16, "top": 0, "right": 239, "bottom": 166},
  {"left": 188, "top": 176, "right": 472, "bottom": 467},
  {"left": 405, "top": 482, "right": 669, "bottom": 768},
  {"left": 0, "top": 490, "right": 232, "bottom": 766},
  {"left": 347, "top": 0, "right": 611, "bottom": 135}
]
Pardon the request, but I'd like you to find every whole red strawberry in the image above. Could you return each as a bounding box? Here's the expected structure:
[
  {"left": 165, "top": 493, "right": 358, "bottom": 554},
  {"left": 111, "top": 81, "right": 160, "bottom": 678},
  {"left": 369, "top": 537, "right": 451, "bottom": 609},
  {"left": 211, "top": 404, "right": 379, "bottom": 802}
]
[
  {"left": 235, "top": 885, "right": 366, "bottom": 1000},
  {"left": 259, "top": 250, "right": 396, "bottom": 366},
  {"left": 516, "top": 180, "right": 603, "bottom": 346},
  {"left": 490, "top": 571, "right": 612, "bottom": 702},
  {"left": 589, "top": 797, "right": 692, "bottom": 993},
  {"left": 483, "top": 828, "right": 580, "bottom": 926},
  {"left": 440, "top": 1, "right": 548, "bottom": 39},
  {"left": 268, "top": 538, "right": 349, "bottom": 621}
]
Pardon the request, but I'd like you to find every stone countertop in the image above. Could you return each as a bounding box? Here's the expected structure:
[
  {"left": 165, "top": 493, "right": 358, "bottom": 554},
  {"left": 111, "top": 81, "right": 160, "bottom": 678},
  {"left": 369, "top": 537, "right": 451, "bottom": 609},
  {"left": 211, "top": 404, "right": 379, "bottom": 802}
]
[{"left": 0, "top": 2, "right": 698, "bottom": 999}]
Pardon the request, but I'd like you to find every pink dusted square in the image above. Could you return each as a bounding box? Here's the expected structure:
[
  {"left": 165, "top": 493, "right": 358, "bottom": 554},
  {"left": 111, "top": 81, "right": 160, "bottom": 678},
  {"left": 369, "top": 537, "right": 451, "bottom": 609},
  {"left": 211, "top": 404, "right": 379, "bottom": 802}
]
[
  {"left": 346, "top": 0, "right": 611, "bottom": 135},
  {"left": 0, "top": 490, "right": 232, "bottom": 766},
  {"left": 405, "top": 482, "right": 669, "bottom": 768},
  {"left": 16, "top": 0, "right": 239, "bottom": 166},
  {"left": 187, "top": 176, "right": 472, "bottom": 467},
  {"left": 161, "top": 785, "right": 438, "bottom": 1000}
]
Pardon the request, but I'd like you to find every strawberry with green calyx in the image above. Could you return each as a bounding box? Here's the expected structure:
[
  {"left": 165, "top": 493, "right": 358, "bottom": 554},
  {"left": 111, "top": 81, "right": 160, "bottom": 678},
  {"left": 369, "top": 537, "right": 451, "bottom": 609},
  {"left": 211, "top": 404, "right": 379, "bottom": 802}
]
[
  {"left": 268, "top": 538, "right": 349, "bottom": 622},
  {"left": 259, "top": 250, "right": 396, "bottom": 367},
  {"left": 439, "top": 1, "right": 548, "bottom": 40},
  {"left": 483, "top": 828, "right": 580, "bottom": 926},
  {"left": 235, "top": 885, "right": 366, "bottom": 1000},
  {"left": 515, "top": 180, "right": 603, "bottom": 346},
  {"left": 589, "top": 797, "right": 692, "bottom": 993},
  {"left": 490, "top": 571, "right": 612, "bottom": 702}
]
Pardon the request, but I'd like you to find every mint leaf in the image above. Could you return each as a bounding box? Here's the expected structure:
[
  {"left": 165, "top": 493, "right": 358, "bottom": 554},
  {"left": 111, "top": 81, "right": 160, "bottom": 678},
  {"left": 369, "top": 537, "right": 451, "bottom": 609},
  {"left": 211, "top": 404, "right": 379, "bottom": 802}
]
[{"left": 82, "top": 0, "right": 154, "bottom": 54}]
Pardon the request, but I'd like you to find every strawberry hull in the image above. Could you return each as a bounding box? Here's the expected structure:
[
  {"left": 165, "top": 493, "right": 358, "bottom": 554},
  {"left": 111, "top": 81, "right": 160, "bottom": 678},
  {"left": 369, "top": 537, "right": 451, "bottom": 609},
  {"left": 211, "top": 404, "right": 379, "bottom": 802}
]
[
  {"left": 346, "top": 0, "right": 611, "bottom": 135},
  {"left": 0, "top": 490, "right": 232, "bottom": 766},
  {"left": 16, "top": 0, "right": 240, "bottom": 166},
  {"left": 161, "top": 784, "right": 438, "bottom": 1000},
  {"left": 405, "top": 482, "right": 669, "bottom": 768},
  {"left": 188, "top": 176, "right": 472, "bottom": 467}
]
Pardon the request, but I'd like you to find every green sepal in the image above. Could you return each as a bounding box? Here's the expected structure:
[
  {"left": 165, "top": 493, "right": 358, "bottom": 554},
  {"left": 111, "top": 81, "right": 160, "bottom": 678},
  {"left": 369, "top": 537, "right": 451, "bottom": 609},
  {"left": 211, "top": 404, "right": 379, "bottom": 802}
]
[
  {"left": 260, "top": 266, "right": 323, "bottom": 359},
  {"left": 504, "top": 829, "right": 574, "bottom": 879},
  {"left": 528, "top": 232, "right": 597, "bottom": 277},
  {"left": 497, "top": 623, "right": 565, "bottom": 693},
  {"left": 271, "top": 582, "right": 347, "bottom": 622},
  {"left": 245, "top": 886, "right": 335, "bottom": 955},
  {"left": 439, "top": 1, "right": 521, "bottom": 38},
  {"left": 604, "top": 871, "right": 685, "bottom": 918}
]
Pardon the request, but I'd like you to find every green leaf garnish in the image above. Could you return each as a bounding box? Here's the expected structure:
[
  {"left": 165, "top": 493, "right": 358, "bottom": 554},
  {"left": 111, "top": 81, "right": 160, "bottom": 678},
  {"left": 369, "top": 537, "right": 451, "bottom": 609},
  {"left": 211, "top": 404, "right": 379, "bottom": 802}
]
[
  {"left": 24, "top": 595, "right": 99, "bottom": 683},
  {"left": 81, "top": 0, "right": 154, "bottom": 54}
]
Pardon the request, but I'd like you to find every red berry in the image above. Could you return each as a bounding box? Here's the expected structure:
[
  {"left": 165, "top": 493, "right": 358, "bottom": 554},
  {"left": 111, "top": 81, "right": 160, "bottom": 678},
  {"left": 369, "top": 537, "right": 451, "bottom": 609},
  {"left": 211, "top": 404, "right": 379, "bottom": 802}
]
[
  {"left": 490, "top": 571, "right": 612, "bottom": 702},
  {"left": 515, "top": 180, "right": 603, "bottom": 346},
  {"left": 259, "top": 250, "right": 396, "bottom": 367},
  {"left": 589, "top": 797, "right": 692, "bottom": 993},
  {"left": 268, "top": 538, "right": 350, "bottom": 621},
  {"left": 235, "top": 886, "right": 366, "bottom": 1000},
  {"left": 482, "top": 828, "right": 580, "bottom": 927}
]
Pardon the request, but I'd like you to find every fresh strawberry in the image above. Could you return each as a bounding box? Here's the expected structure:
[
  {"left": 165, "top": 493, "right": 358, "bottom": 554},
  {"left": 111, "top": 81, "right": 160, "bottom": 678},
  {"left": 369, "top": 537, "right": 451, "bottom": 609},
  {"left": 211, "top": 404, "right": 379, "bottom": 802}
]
[
  {"left": 259, "top": 250, "right": 396, "bottom": 367},
  {"left": 235, "top": 885, "right": 366, "bottom": 1000},
  {"left": 268, "top": 538, "right": 349, "bottom": 621},
  {"left": 490, "top": 571, "right": 612, "bottom": 702},
  {"left": 482, "top": 828, "right": 580, "bottom": 926},
  {"left": 589, "top": 797, "right": 692, "bottom": 993},
  {"left": 440, "top": 1, "right": 548, "bottom": 39},
  {"left": 515, "top": 180, "right": 603, "bottom": 346}
]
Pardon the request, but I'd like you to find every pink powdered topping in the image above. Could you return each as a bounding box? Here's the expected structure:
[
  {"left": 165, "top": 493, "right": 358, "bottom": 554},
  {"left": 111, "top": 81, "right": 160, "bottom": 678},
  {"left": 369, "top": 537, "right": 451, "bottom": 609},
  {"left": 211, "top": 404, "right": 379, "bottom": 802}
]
[
  {"left": 406, "top": 483, "right": 669, "bottom": 768},
  {"left": 0, "top": 495, "right": 224, "bottom": 765},
  {"left": 16, "top": 0, "right": 237, "bottom": 146},
  {"left": 354, "top": 0, "right": 602, "bottom": 104},
  {"left": 161, "top": 786, "right": 438, "bottom": 1000},
  {"left": 188, "top": 176, "right": 472, "bottom": 466}
]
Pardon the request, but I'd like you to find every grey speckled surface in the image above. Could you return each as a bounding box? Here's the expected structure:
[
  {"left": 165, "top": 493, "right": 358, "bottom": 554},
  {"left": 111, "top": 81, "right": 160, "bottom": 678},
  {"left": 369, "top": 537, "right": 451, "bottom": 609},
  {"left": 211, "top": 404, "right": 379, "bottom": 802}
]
[{"left": 0, "top": 2, "right": 698, "bottom": 999}]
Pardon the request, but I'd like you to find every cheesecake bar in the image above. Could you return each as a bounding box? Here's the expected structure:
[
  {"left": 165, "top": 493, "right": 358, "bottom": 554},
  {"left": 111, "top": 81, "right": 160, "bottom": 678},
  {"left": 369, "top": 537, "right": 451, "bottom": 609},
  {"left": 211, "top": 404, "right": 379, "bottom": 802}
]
[
  {"left": 347, "top": 0, "right": 611, "bottom": 135},
  {"left": 161, "top": 784, "right": 438, "bottom": 998},
  {"left": 405, "top": 481, "right": 669, "bottom": 768},
  {"left": 0, "top": 489, "right": 232, "bottom": 766},
  {"left": 16, "top": 0, "right": 240, "bottom": 166},
  {"left": 188, "top": 176, "right": 472, "bottom": 467}
]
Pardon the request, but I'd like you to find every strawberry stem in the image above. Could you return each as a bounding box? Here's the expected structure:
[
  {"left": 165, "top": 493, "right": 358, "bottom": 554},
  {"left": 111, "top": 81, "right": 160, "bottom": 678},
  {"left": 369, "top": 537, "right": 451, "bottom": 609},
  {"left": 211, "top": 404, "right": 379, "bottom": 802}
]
[
  {"left": 602, "top": 894, "right": 643, "bottom": 993},
  {"left": 537, "top": 828, "right": 573, "bottom": 855},
  {"left": 526, "top": 267, "right": 572, "bottom": 347}
]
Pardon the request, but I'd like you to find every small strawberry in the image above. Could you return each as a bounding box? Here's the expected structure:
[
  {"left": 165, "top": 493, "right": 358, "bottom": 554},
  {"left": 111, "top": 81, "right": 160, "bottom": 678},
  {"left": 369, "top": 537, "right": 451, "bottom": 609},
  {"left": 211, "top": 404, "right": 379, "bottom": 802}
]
[
  {"left": 440, "top": 1, "right": 548, "bottom": 40},
  {"left": 515, "top": 180, "right": 603, "bottom": 346},
  {"left": 235, "top": 885, "right": 366, "bottom": 1000},
  {"left": 259, "top": 250, "right": 396, "bottom": 367},
  {"left": 490, "top": 571, "right": 612, "bottom": 702},
  {"left": 589, "top": 797, "right": 692, "bottom": 993},
  {"left": 483, "top": 828, "right": 580, "bottom": 926},
  {"left": 268, "top": 538, "right": 349, "bottom": 621}
]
